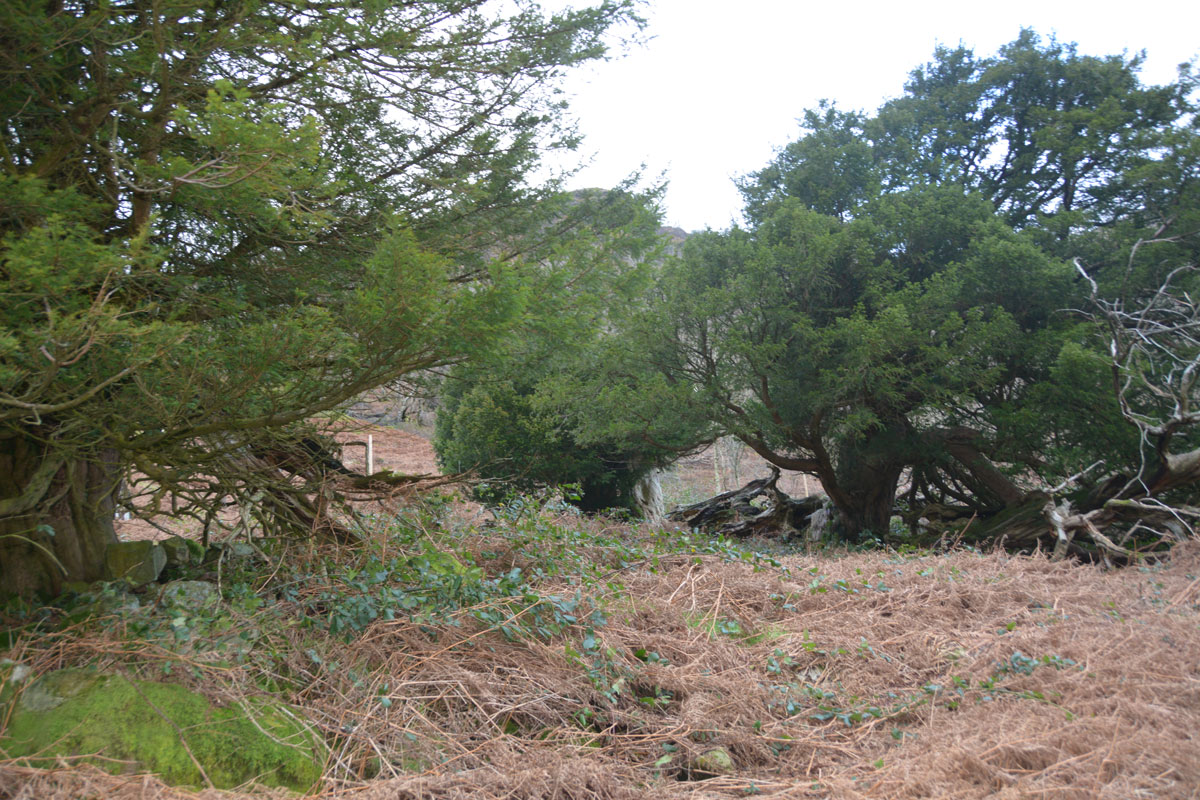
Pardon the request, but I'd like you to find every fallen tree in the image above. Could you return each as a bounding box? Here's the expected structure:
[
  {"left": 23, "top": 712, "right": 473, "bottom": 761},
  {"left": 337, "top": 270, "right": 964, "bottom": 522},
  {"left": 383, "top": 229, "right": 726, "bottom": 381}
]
[
  {"left": 669, "top": 466, "right": 1188, "bottom": 561},
  {"left": 668, "top": 466, "right": 825, "bottom": 539},
  {"left": 931, "top": 255, "right": 1200, "bottom": 560}
]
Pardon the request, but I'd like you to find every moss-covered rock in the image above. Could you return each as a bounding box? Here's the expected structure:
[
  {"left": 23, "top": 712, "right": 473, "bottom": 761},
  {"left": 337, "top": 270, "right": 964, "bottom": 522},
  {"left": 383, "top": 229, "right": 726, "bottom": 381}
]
[
  {"left": 1, "top": 668, "right": 324, "bottom": 792},
  {"left": 104, "top": 541, "right": 166, "bottom": 585},
  {"left": 160, "top": 536, "right": 204, "bottom": 569},
  {"left": 690, "top": 747, "right": 735, "bottom": 778},
  {"left": 157, "top": 580, "right": 219, "bottom": 612}
]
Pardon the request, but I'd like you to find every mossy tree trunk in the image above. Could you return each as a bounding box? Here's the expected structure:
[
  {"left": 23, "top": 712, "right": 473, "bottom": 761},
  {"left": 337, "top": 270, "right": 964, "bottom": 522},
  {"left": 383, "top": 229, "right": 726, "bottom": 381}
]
[{"left": 0, "top": 436, "right": 120, "bottom": 598}]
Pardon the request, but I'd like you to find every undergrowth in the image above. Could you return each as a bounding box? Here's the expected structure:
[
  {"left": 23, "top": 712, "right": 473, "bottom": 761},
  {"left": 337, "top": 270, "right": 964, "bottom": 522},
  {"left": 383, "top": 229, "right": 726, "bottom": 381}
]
[
  {"left": 1, "top": 491, "right": 789, "bottom": 778},
  {"left": 3, "top": 493, "right": 1199, "bottom": 799}
]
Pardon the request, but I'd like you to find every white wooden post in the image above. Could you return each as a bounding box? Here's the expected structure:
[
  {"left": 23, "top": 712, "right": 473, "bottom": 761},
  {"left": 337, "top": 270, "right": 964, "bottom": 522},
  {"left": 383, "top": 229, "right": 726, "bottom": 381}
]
[{"left": 367, "top": 434, "right": 374, "bottom": 474}]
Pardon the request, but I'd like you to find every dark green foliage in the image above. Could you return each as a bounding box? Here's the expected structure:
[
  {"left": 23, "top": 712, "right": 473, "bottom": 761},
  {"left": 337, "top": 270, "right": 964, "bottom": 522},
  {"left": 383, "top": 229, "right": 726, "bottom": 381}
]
[
  {"left": 0, "top": 0, "right": 643, "bottom": 595},
  {"left": 435, "top": 369, "right": 652, "bottom": 513},
  {"left": 432, "top": 186, "right": 703, "bottom": 515},
  {"left": 619, "top": 32, "right": 1199, "bottom": 540},
  {"left": 859, "top": 30, "right": 1187, "bottom": 229}
]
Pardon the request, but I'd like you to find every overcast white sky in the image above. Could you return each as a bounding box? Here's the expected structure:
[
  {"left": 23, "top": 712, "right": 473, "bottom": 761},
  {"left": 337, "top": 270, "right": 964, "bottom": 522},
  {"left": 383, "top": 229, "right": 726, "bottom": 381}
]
[{"left": 550, "top": 0, "right": 1199, "bottom": 232}]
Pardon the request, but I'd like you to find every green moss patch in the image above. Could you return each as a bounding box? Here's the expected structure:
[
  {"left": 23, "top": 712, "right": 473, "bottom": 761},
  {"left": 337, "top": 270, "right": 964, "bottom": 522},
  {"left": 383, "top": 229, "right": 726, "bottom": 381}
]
[{"left": 1, "top": 668, "right": 323, "bottom": 792}]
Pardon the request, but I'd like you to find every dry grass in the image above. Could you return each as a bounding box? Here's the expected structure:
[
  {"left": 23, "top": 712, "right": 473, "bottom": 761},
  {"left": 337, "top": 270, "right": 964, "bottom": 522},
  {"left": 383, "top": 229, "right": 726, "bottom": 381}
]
[{"left": 3, "top": 512, "right": 1200, "bottom": 800}]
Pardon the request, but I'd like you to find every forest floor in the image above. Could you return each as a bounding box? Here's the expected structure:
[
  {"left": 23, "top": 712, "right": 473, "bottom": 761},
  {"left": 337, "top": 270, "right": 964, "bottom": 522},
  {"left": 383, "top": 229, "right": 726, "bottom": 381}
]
[{"left": 5, "top": 421, "right": 1200, "bottom": 800}]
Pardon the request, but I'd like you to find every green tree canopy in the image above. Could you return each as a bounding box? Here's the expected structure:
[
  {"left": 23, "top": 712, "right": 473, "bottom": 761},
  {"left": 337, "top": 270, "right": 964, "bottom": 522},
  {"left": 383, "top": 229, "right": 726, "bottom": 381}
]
[
  {"left": 630, "top": 32, "right": 1198, "bottom": 544},
  {"left": 0, "top": 0, "right": 642, "bottom": 597},
  {"left": 433, "top": 186, "right": 697, "bottom": 513}
]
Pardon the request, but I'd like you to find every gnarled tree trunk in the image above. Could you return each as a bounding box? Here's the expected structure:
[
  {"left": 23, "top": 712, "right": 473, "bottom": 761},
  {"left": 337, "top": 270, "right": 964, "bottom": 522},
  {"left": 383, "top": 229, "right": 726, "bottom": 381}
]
[
  {"left": 825, "top": 445, "right": 907, "bottom": 543},
  {"left": 668, "top": 467, "right": 824, "bottom": 538},
  {"left": 0, "top": 437, "right": 120, "bottom": 599},
  {"left": 632, "top": 470, "right": 665, "bottom": 522}
]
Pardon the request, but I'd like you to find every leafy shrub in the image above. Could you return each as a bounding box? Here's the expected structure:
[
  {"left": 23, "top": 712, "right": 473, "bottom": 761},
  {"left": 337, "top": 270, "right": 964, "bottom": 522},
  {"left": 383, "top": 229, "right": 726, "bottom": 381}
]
[{"left": 434, "top": 370, "right": 657, "bottom": 514}]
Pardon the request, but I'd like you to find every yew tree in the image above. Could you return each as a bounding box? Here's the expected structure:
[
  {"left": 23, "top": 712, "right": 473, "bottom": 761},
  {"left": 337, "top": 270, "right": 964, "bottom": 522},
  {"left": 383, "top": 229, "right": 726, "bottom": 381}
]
[
  {"left": 431, "top": 187, "right": 725, "bottom": 514},
  {"left": 639, "top": 32, "right": 1199, "bottom": 544},
  {"left": 0, "top": 0, "right": 641, "bottom": 597},
  {"left": 432, "top": 186, "right": 686, "bottom": 513}
]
